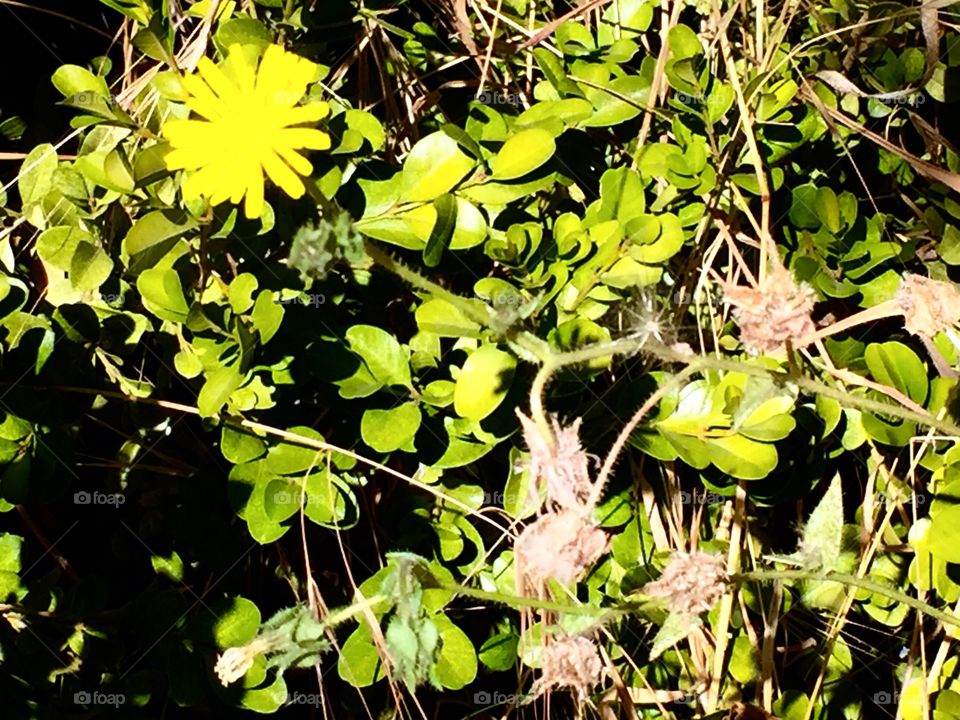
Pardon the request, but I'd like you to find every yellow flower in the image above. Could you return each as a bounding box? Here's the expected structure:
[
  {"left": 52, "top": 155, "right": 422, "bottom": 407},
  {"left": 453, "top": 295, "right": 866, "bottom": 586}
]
[{"left": 162, "top": 44, "right": 331, "bottom": 219}]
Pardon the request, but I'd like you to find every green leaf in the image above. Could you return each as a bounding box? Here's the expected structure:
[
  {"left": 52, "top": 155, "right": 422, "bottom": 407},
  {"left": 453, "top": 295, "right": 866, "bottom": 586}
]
[
  {"left": 668, "top": 24, "right": 702, "bottom": 59},
  {"left": 221, "top": 425, "right": 267, "bottom": 464},
  {"left": 433, "top": 615, "right": 478, "bottom": 690},
  {"left": 70, "top": 241, "right": 113, "bottom": 291},
  {"left": 339, "top": 622, "right": 387, "bottom": 687},
  {"left": 18, "top": 144, "right": 58, "bottom": 226},
  {"left": 36, "top": 226, "right": 91, "bottom": 270},
  {"left": 423, "top": 194, "right": 457, "bottom": 267},
  {"left": 346, "top": 325, "right": 412, "bottom": 389},
  {"left": 580, "top": 75, "right": 651, "bottom": 127},
  {"left": 478, "top": 632, "right": 518, "bottom": 671},
  {"left": 788, "top": 184, "right": 821, "bottom": 230},
  {"left": 938, "top": 224, "right": 960, "bottom": 266},
  {"left": 864, "top": 341, "right": 928, "bottom": 405},
  {"left": 361, "top": 403, "right": 421, "bottom": 453},
  {"left": 214, "top": 17, "right": 273, "bottom": 54},
  {"left": 303, "top": 470, "right": 353, "bottom": 527},
  {"left": 151, "top": 551, "right": 185, "bottom": 582},
  {"left": 490, "top": 128, "right": 556, "bottom": 181},
  {"left": 649, "top": 612, "right": 700, "bottom": 660},
  {"left": 0, "top": 533, "right": 23, "bottom": 573},
  {"left": 250, "top": 291, "right": 283, "bottom": 344},
  {"left": 729, "top": 635, "right": 760, "bottom": 684},
  {"left": 229, "top": 274, "right": 258, "bottom": 314},
  {"left": 51, "top": 65, "right": 110, "bottom": 99},
  {"left": 415, "top": 298, "right": 481, "bottom": 338},
  {"left": 453, "top": 345, "right": 516, "bottom": 421},
  {"left": 198, "top": 365, "right": 245, "bottom": 417},
  {"left": 927, "top": 496, "right": 960, "bottom": 564},
  {"left": 401, "top": 132, "right": 476, "bottom": 202},
  {"left": 238, "top": 674, "right": 287, "bottom": 713},
  {"left": 796, "top": 474, "right": 843, "bottom": 570},
  {"left": 705, "top": 435, "right": 778, "bottom": 480},
  {"left": 265, "top": 426, "right": 325, "bottom": 475},
  {"left": 122, "top": 210, "right": 197, "bottom": 274},
  {"left": 227, "top": 461, "right": 289, "bottom": 544},
  {"left": 137, "top": 268, "right": 190, "bottom": 323},
  {"left": 816, "top": 187, "right": 841, "bottom": 233},
  {"left": 213, "top": 597, "right": 261, "bottom": 648}
]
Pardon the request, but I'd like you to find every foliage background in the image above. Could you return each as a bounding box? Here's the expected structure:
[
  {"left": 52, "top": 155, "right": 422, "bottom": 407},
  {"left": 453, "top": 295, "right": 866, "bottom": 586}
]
[{"left": 2, "top": 1, "right": 960, "bottom": 719}]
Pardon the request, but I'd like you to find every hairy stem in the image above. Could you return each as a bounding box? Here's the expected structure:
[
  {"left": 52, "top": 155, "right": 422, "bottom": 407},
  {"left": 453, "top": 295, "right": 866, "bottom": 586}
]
[{"left": 734, "top": 569, "right": 960, "bottom": 629}]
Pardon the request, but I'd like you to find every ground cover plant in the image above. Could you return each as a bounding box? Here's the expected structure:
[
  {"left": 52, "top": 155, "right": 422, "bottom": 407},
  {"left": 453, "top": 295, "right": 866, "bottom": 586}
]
[{"left": 3, "top": 0, "right": 960, "bottom": 718}]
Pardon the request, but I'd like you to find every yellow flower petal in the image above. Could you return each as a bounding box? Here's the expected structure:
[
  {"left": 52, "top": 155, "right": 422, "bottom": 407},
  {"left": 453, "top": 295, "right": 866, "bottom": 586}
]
[
  {"left": 196, "top": 56, "right": 240, "bottom": 104},
  {"left": 243, "top": 159, "right": 265, "bottom": 219},
  {"left": 275, "top": 103, "right": 328, "bottom": 126},
  {"left": 275, "top": 146, "right": 313, "bottom": 176},
  {"left": 162, "top": 119, "right": 221, "bottom": 147},
  {"left": 163, "top": 44, "right": 329, "bottom": 214},
  {"left": 261, "top": 150, "right": 305, "bottom": 199},
  {"left": 225, "top": 44, "right": 257, "bottom": 95},
  {"left": 180, "top": 75, "right": 226, "bottom": 121},
  {"left": 255, "top": 45, "right": 290, "bottom": 102},
  {"left": 277, "top": 127, "right": 331, "bottom": 151}
]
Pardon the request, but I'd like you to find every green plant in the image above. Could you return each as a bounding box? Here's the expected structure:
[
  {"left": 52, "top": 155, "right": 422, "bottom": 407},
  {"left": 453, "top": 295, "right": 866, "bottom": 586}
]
[{"left": 3, "top": 1, "right": 960, "bottom": 718}]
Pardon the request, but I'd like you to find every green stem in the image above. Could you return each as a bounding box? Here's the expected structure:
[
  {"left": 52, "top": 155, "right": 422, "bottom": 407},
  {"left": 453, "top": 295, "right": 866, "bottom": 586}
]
[
  {"left": 734, "top": 569, "right": 960, "bottom": 629},
  {"left": 363, "top": 241, "right": 960, "bottom": 438},
  {"left": 323, "top": 595, "right": 387, "bottom": 627},
  {"left": 442, "top": 582, "right": 628, "bottom": 618}
]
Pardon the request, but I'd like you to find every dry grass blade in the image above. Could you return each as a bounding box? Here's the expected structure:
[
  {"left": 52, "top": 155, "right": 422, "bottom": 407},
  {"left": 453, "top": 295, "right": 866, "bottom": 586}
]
[
  {"left": 800, "top": 83, "right": 960, "bottom": 194},
  {"left": 516, "top": 0, "right": 613, "bottom": 50}
]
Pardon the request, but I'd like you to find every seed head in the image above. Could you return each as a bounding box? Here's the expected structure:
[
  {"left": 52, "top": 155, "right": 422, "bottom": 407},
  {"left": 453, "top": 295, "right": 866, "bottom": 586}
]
[
  {"left": 516, "top": 509, "right": 608, "bottom": 589},
  {"left": 517, "top": 411, "right": 594, "bottom": 512},
  {"left": 895, "top": 273, "right": 960, "bottom": 340},
  {"left": 725, "top": 266, "right": 816, "bottom": 355},
  {"left": 643, "top": 551, "right": 729, "bottom": 617},
  {"left": 532, "top": 634, "right": 604, "bottom": 700}
]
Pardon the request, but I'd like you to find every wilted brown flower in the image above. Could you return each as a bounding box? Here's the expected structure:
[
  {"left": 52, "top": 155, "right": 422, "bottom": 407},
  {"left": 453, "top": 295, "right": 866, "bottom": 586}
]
[
  {"left": 517, "top": 411, "right": 594, "bottom": 512},
  {"left": 515, "top": 509, "right": 608, "bottom": 589},
  {"left": 2, "top": 611, "right": 26, "bottom": 632},
  {"left": 725, "top": 265, "right": 816, "bottom": 355},
  {"left": 895, "top": 273, "right": 960, "bottom": 340},
  {"left": 643, "top": 551, "right": 729, "bottom": 617},
  {"left": 531, "top": 634, "right": 604, "bottom": 699},
  {"left": 214, "top": 637, "right": 271, "bottom": 686}
]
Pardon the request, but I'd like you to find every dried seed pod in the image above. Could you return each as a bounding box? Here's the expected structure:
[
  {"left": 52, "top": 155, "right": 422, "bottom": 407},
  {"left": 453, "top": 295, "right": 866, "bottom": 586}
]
[
  {"left": 725, "top": 265, "right": 816, "bottom": 355},
  {"left": 531, "top": 634, "right": 604, "bottom": 699},
  {"left": 643, "top": 551, "right": 729, "bottom": 617},
  {"left": 515, "top": 509, "right": 608, "bottom": 589},
  {"left": 895, "top": 273, "right": 960, "bottom": 340},
  {"left": 517, "top": 411, "right": 594, "bottom": 513}
]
